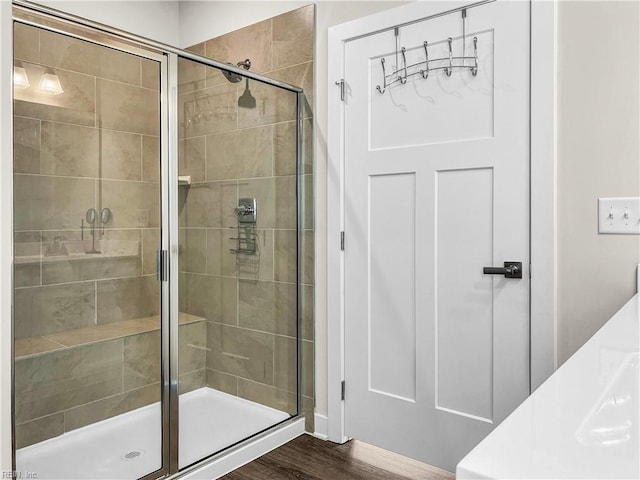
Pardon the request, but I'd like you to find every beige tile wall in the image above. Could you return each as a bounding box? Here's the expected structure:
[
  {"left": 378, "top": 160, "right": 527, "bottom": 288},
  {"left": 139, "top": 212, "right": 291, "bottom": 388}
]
[
  {"left": 179, "top": 4, "right": 315, "bottom": 432},
  {"left": 12, "top": 24, "right": 206, "bottom": 448}
]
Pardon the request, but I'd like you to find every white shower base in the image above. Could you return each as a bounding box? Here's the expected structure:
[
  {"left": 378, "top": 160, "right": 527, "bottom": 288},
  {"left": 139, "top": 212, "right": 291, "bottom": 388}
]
[{"left": 17, "top": 387, "right": 290, "bottom": 479}]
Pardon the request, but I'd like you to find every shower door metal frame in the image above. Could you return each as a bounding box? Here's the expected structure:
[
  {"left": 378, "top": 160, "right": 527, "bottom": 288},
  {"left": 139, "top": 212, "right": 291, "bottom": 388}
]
[{"left": 11, "top": 2, "right": 306, "bottom": 479}]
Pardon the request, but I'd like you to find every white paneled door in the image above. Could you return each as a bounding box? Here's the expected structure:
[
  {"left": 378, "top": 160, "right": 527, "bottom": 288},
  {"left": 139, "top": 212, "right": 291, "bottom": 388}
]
[{"left": 343, "top": 1, "right": 530, "bottom": 471}]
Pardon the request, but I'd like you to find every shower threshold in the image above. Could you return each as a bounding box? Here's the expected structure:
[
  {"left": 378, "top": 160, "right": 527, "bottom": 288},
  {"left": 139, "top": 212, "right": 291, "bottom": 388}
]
[{"left": 16, "top": 387, "right": 290, "bottom": 479}]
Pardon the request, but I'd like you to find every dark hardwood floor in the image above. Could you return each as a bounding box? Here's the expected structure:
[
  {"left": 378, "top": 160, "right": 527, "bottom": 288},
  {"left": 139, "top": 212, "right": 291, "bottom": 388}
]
[{"left": 221, "top": 434, "right": 455, "bottom": 480}]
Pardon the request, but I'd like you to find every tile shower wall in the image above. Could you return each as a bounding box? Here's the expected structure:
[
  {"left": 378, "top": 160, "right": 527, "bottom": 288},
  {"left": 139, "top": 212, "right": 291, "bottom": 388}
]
[
  {"left": 178, "top": 5, "right": 315, "bottom": 431},
  {"left": 12, "top": 24, "right": 205, "bottom": 448}
]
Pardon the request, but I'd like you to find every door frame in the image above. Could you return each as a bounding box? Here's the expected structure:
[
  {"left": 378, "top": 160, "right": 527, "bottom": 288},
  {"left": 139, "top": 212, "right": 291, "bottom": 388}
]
[{"left": 326, "top": 0, "right": 557, "bottom": 443}]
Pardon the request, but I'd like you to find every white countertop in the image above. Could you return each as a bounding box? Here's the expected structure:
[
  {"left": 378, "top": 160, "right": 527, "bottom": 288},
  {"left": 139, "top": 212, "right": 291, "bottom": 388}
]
[{"left": 457, "top": 294, "right": 640, "bottom": 479}]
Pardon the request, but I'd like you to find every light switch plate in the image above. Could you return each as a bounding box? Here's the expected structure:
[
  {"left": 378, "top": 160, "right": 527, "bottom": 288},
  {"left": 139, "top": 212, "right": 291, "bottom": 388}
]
[{"left": 598, "top": 197, "right": 640, "bottom": 234}]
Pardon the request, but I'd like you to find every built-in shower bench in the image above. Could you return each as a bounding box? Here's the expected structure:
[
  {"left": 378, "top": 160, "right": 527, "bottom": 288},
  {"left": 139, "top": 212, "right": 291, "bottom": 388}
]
[{"left": 14, "top": 312, "right": 205, "bottom": 358}]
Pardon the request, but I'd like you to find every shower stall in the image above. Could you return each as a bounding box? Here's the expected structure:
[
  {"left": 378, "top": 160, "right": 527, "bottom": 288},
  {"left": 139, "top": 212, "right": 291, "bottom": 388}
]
[{"left": 12, "top": 3, "right": 307, "bottom": 479}]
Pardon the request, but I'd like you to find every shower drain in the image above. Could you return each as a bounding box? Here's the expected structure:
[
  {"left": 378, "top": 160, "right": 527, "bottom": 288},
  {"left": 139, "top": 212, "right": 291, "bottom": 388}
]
[{"left": 121, "top": 449, "right": 145, "bottom": 461}]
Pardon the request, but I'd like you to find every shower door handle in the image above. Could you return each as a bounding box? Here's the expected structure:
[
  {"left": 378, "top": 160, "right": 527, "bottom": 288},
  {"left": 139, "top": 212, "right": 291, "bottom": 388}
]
[
  {"left": 156, "top": 249, "right": 168, "bottom": 282},
  {"left": 483, "top": 261, "right": 522, "bottom": 279}
]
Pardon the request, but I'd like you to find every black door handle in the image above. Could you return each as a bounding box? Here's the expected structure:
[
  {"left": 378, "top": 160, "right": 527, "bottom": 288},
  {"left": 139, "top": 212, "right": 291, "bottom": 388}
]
[{"left": 483, "top": 261, "right": 522, "bottom": 279}]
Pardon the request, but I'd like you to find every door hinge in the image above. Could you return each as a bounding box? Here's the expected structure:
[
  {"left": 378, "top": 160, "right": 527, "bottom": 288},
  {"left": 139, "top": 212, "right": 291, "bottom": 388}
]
[
  {"left": 341, "top": 380, "right": 346, "bottom": 401},
  {"left": 156, "top": 249, "right": 168, "bottom": 282},
  {"left": 340, "top": 231, "right": 345, "bottom": 251},
  {"left": 335, "top": 79, "right": 345, "bottom": 102},
  {"left": 529, "top": 263, "right": 532, "bottom": 279}
]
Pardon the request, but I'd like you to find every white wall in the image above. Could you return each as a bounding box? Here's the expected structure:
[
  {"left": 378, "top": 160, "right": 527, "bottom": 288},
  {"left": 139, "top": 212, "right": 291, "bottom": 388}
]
[
  {"left": 31, "top": 1, "right": 180, "bottom": 45},
  {"left": 557, "top": 1, "right": 640, "bottom": 364}
]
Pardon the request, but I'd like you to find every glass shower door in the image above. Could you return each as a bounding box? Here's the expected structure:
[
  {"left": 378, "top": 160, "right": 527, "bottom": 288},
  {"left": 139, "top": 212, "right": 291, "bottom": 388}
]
[
  {"left": 176, "top": 56, "right": 301, "bottom": 468},
  {"left": 12, "top": 18, "right": 165, "bottom": 480}
]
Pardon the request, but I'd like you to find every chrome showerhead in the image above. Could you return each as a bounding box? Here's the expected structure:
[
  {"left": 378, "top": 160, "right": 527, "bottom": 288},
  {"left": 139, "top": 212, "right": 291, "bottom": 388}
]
[
  {"left": 222, "top": 58, "right": 252, "bottom": 84},
  {"left": 238, "top": 78, "right": 256, "bottom": 109}
]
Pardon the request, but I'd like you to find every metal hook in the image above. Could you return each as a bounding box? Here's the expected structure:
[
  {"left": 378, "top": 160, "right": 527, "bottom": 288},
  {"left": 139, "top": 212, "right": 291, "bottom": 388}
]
[
  {"left": 471, "top": 37, "right": 479, "bottom": 76},
  {"left": 421, "top": 41, "right": 429, "bottom": 79},
  {"left": 445, "top": 37, "right": 453, "bottom": 77},
  {"left": 376, "top": 57, "right": 387, "bottom": 94},
  {"left": 399, "top": 47, "right": 408, "bottom": 84}
]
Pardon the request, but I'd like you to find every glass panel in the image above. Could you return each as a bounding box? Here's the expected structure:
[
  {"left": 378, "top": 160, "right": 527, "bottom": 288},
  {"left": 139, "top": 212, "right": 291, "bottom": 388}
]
[
  {"left": 12, "top": 21, "right": 163, "bottom": 479},
  {"left": 177, "top": 56, "right": 299, "bottom": 468}
]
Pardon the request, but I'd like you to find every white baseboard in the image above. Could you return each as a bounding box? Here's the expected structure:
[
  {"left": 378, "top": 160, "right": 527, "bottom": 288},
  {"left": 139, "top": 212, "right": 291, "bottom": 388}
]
[
  {"left": 177, "top": 417, "right": 305, "bottom": 479},
  {"left": 313, "top": 412, "right": 328, "bottom": 440}
]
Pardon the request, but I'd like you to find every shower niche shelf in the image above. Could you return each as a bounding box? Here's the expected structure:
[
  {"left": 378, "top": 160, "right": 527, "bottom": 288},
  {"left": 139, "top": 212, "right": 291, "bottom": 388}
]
[{"left": 14, "top": 312, "right": 204, "bottom": 359}]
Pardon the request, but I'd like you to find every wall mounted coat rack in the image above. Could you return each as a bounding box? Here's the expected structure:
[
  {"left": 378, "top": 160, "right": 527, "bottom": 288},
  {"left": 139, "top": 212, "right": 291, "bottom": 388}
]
[{"left": 376, "top": 9, "right": 479, "bottom": 94}]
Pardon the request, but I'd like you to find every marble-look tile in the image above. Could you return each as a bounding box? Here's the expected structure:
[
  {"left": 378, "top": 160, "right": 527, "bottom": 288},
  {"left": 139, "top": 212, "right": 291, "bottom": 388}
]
[
  {"left": 13, "top": 116, "right": 40, "bottom": 174},
  {"left": 142, "top": 135, "right": 160, "bottom": 182},
  {"left": 179, "top": 83, "right": 237, "bottom": 139},
  {"left": 179, "top": 369, "right": 206, "bottom": 395},
  {"left": 101, "top": 129, "right": 142, "bottom": 181},
  {"left": 14, "top": 232, "right": 42, "bottom": 287},
  {"left": 14, "top": 23, "right": 40, "bottom": 63},
  {"left": 14, "top": 174, "right": 95, "bottom": 231},
  {"left": 15, "top": 263, "right": 41, "bottom": 288},
  {"left": 206, "top": 323, "right": 274, "bottom": 385},
  {"left": 180, "top": 228, "right": 207, "bottom": 274},
  {"left": 96, "top": 275, "right": 160, "bottom": 324},
  {"left": 272, "top": 5, "right": 315, "bottom": 70},
  {"left": 40, "top": 29, "right": 141, "bottom": 85},
  {"left": 274, "top": 118, "right": 313, "bottom": 176},
  {"left": 274, "top": 337, "right": 316, "bottom": 398},
  {"left": 205, "top": 228, "right": 236, "bottom": 277},
  {"left": 46, "top": 317, "right": 159, "bottom": 348},
  {"left": 301, "top": 340, "right": 315, "bottom": 400},
  {"left": 237, "top": 378, "right": 296, "bottom": 415},
  {"left": 123, "top": 331, "right": 161, "bottom": 390},
  {"left": 14, "top": 336, "right": 65, "bottom": 358},
  {"left": 301, "top": 284, "right": 314, "bottom": 342},
  {"left": 181, "top": 273, "right": 237, "bottom": 325},
  {"left": 178, "top": 57, "right": 206, "bottom": 95},
  {"left": 15, "top": 412, "right": 64, "bottom": 449},
  {"left": 179, "top": 136, "right": 206, "bottom": 183},
  {"left": 14, "top": 339, "right": 123, "bottom": 423},
  {"left": 179, "top": 180, "right": 237, "bottom": 228},
  {"left": 302, "top": 174, "right": 314, "bottom": 229},
  {"left": 273, "top": 335, "right": 296, "bottom": 394},
  {"left": 206, "top": 369, "right": 238, "bottom": 396},
  {"left": 142, "top": 228, "right": 160, "bottom": 275},
  {"left": 205, "top": 20, "right": 272, "bottom": 74},
  {"left": 236, "top": 81, "right": 297, "bottom": 129},
  {"left": 97, "top": 78, "right": 159, "bottom": 136},
  {"left": 14, "top": 282, "right": 95, "bottom": 339},
  {"left": 141, "top": 58, "right": 160, "bottom": 90},
  {"left": 40, "top": 121, "right": 98, "bottom": 177},
  {"left": 206, "top": 125, "right": 273, "bottom": 181},
  {"left": 179, "top": 321, "right": 206, "bottom": 375},
  {"left": 274, "top": 175, "right": 297, "bottom": 229},
  {"left": 268, "top": 62, "right": 314, "bottom": 118},
  {"left": 274, "top": 229, "right": 314, "bottom": 284},
  {"left": 15, "top": 231, "right": 41, "bottom": 256},
  {"left": 302, "top": 395, "right": 314, "bottom": 432},
  {"left": 14, "top": 66, "right": 96, "bottom": 127},
  {"left": 238, "top": 279, "right": 297, "bottom": 337},
  {"left": 42, "top": 257, "right": 141, "bottom": 285},
  {"left": 186, "top": 42, "right": 205, "bottom": 55},
  {"left": 101, "top": 179, "right": 160, "bottom": 228},
  {"left": 64, "top": 383, "right": 160, "bottom": 432}
]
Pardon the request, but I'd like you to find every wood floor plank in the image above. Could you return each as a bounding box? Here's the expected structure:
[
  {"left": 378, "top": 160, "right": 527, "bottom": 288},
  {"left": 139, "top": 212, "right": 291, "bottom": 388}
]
[{"left": 221, "top": 434, "right": 456, "bottom": 480}]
